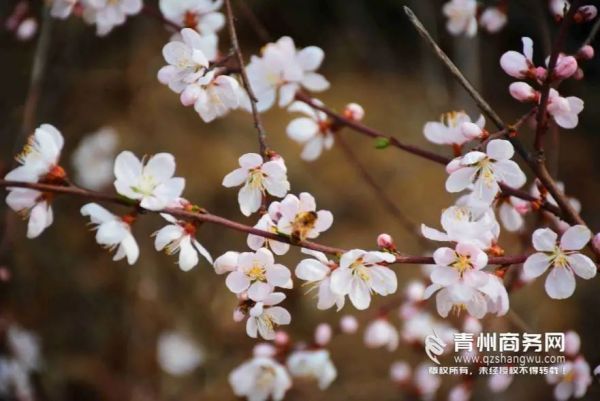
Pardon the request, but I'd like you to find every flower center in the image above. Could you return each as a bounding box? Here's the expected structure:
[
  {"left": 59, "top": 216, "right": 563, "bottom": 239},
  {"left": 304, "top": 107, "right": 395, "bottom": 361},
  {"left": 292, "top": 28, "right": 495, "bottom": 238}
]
[
  {"left": 550, "top": 247, "right": 570, "bottom": 268},
  {"left": 256, "top": 366, "right": 277, "bottom": 389},
  {"left": 291, "top": 211, "right": 317, "bottom": 240},
  {"left": 134, "top": 174, "right": 158, "bottom": 195},
  {"left": 247, "top": 264, "right": 266, "bottom": 282},
  {"left": 452, "top": 254, "right": 472, "bottom": 274},
  {"left": 183, "top": 10, "right": 199, "bottom": 28},
  {"left": 248, "top": 168, "right": 265, "bottom": 190},
  {"left": 350, "top": 259, "right": 370, "bottom": 282}
]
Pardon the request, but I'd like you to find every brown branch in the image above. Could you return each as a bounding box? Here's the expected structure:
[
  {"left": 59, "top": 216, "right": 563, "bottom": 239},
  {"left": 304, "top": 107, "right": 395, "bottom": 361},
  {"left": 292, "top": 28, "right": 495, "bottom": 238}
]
[
  {"left": 224, "top": 0, "right": 269, "bottom": 158},
  {"left": 403, "top": 5, "right": 596, "bottom": 251},
  {"left": 295, "top": 93, "right": 563, "bottom": 218},
  {"left": 0, "top": 180, "right": 530, "bottom": 266}
]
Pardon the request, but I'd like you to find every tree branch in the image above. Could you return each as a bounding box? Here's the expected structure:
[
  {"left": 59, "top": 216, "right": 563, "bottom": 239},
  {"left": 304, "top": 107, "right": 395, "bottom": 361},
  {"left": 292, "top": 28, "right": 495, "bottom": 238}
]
[
  {"left": 224, "top": 0, "right": 269, "bottom": 158},
  {"left": 0, "top": 180, "right": 530, "bottom": 267}
]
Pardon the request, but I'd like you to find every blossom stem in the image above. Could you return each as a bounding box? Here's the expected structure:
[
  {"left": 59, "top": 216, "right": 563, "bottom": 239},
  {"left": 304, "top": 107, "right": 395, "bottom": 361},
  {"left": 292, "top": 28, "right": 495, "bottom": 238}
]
[
  {"left": 0, "top": 179, "right": 531, "bottom": 267},
  {"left": 223, "top": 0, "right": 269, "bottom": 159}
]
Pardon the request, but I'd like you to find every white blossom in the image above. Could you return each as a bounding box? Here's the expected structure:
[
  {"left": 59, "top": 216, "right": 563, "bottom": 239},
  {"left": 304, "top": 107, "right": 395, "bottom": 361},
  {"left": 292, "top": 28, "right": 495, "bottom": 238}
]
[
  {"left": 330, "top": 249, "right": 397, "bottom": 310},
  {"left": 154, "top": 214, "right": 212, "bottom": 271},
  {"left": 223, "top": 248, "right": 292, "bottom": 300},
  {"left": 229, "top": 356, "right": 291, "bottom": 401},
  {"left": 423, "top": 111, "right": 485, "bottom": 146},
  {"left": 295, "top": 248, "right": 344, "bottom": 310},
  {"left": 424, "top": 242, "right": 509, "bottom": 318},
  {"left": 443, "top": 0, "right": 478, "bottom": 37},
  {"left": 480, "top": 7, "right": 507, "bottom": 33},
  {"left": 71, "top": 126, "right": 118, "bottom": 190},
  {"left": 157, "top": 330, "right": 204, "bottom": 376},
  {"left": 286, "top": 100, "right": 334, "bottom": 161},
  {"left": 222, "top": 153, "right": 290, "bottom": 216},
  {"left": 547, "top": 356, "right": 592, "bottom": 401},
  {"left": 276, "top": 192, "right": 333, "bottom": 241},
  {"left": 159, "top": 0, "right": 224, "bottom": 35},
  {"left": 363, "top": 318, "right": 399, "bottom": 351},
  {"left": 547, "top": 88, "right": 584, "bottom": 129},
  {"left": 445, "top": 139, "right": 526, "bottom": 204},
  {"left": 498, "top": 196, "right": 529, "bottom": 232},
  {"left": 83, "top": 0, "right": 143, "bottom": 36},
  {"left": 523, "top": 226, "right": 596, "bottom": 299},
  {"left": 244, "top": 36, "right": 329, "bottom": 111},
  {"left": 113, "top": 151, "right": 185, "bottom": 211},
  {"left": 247, "top": 201, "right": 290, "bottom": 255},
  {"left": 286, "top": 349, "right": 337, "bottom": 390},
  {"left": 81, "top": 203, "right": 139, "bottom": 265},
  {"left": 246, "top": 292, "right": 291, "bottom": 340},
  {"left": 500, "top": 37, "right": 535, "bottom": 79}
]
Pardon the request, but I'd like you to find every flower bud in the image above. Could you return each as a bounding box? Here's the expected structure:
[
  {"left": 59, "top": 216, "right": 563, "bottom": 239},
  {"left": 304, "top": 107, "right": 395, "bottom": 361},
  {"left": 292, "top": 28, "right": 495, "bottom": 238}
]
[
  {"left": 343, "top": 103, "right": 365, "bottom": 121},
  {"left": 389, "top": 361, "right": 411, "bottom": 383},
  {"left": 364, "top": 318, "right": 399, "bottom": 351},
  {"left": 377, "top": 233, "right": 394, "bottom": 249},
  {"left": 16, "top": 18, "right": 37, "bottom": 41},
  {"left": 314, "top": 323, "right": 332, "bottom": 346},
  {"left": 480, "top": 8, "right": 507, "bottom": 33},
  {"left": 575, "top": 5, "right": 598, "bottom": 23},
  {"left": 180, "top": 84, "right": 201, "bottom": 106},
  {"left": 565, "top": 330, "right": 581, "bottom": 357},
  {"left": 274, "top": 330, "right": 290, "bottom": 346},
  {"left": 339, "top": 315, "right": 358, "bottom": 334},
  {"left": 509, "top": 82, "right": 538, "bottom": 102},
  {"left": 592, "top": 232, "right": 600, "bottom": 250},
  {"left": 577, "top": 45, "right": 595, "bottom": 60},
  {"left": 488, "top": 374, "right": 513, "bottom": 393},
  {"left": 554, "top": 55, "right": 578, "bottom": 80},
  {"left": 253, "top": 343, "right": 276, "bottom": 357},
  {"left": 233, "top": 308, "right": 245, "bottom": 322}
]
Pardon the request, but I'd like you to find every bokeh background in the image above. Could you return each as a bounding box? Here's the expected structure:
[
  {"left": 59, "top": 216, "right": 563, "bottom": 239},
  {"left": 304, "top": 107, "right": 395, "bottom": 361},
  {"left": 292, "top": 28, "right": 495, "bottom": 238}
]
[{"left": 1, "top": 0, "right": 600, "bottom": 400}]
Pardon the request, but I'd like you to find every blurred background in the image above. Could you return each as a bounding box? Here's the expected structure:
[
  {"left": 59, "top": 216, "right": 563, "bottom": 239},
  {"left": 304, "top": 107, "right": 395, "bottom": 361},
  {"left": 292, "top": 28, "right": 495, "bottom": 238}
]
[{"left": 1, "top": 0, "right": 600, "bottom": 400}]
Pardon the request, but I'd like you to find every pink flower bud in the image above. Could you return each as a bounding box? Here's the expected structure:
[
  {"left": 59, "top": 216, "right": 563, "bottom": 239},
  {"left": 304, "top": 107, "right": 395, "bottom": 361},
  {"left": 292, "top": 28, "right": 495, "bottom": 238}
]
[
  {"left": 16, "top": 18, "right": 37, "bottom": 41},
  {"left": 180, "top": 85, "right": 201, "bottom": 106},
  {"left": 389, "top": 361, "right": 411, "bottom": 383},
  {"left": 535, "top": 66, "right": 548, "bottom": 81},
  {"left": 404, "top": 281, "right": 425, "bottom": 302},
  {"left": 274, "top": 330, "right": 290, "bottom": 346},
  {"left": 578, "top": 45, "right": 595, "bottom": 60},
  {"left": 573, "top": 68, "right": 585, "bottom": 80},
  {"left": 592, "top": 232, "right": 600, "bottom": 250},
  {"left": 554, "top": 55, "right": 578, "bottom": 80},
  {"left": 339, "top": 315, "right": 358, "bottom": 334},
  {"left": 314, "top": 323, "right": 332, "bottom": 346},
  {"left": 343, "top": 103, "right": 365, "bottom": 121},
  {"left": 509, "top": 82, "right": 538, "bottom": 102},
  {"left": 565, "top": 330, "right": 581, "bottom": 357},
  {"left": 232, "top": 308, "right": 245, "bottom": 322},
  {"left": 0, "top": 267, "right": 11, "bottom": 282},
  {"left": 460, "top": 122, "right": 483, "bottom": 140},
  {"left": 377, "top": 233, "right": 394, "bottom": 249}
]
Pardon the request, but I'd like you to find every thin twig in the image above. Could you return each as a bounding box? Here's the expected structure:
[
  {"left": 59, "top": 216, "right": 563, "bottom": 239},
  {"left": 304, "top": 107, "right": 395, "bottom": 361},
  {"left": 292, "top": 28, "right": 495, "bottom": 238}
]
[
  {"left": 224, "top": 0, "right": 269, "bottom": 158},
  {"left": 403, "top": 6, "right": 596, "bottom": 250},
  {"left": 581, "top": 15, "right": 600, "bottom": 48},
  {"left": 0, "top": 179, "right": 532, "bottom": 267},
  {"left": 334, "top": 132, "right": 424, "bottom": 242},
  {"left": 295, "top": 92, "right": 563, "bottom": 218}
]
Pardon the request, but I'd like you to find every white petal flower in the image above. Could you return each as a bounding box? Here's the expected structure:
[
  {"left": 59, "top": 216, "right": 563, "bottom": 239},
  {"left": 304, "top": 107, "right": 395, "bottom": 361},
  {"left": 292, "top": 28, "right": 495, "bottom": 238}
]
[
  {"left": 363, "top": 318, "right": 399, "bottom": 351},
  {"left": 224, "top": 248, "right": 292, "bottom": 300},
  {"left": 14, "top": 124, "right": 64, "bottom": 178},
  {"left": 245, "top": 292, "right": 291, "bottom": 340},
  {"left": 223, "top": 154, "right": 290, "bottom": 216},
  {"left": 286, "top": 99, "right": 335, "bottom": 161},
  {"left": 500, "top": 37, "right": 535, "bottom": 79},
  {"left": 83, "top": 0, "right": 143, "bottom": 36},
  {"left": 295, "top": 248, "right": 344, "bottom": 310},
  {"left": 547, "top": 356, "right": 592, "bottom": 401},
  {"left": 421, "top": 205, "right": 499, "bottom": 249},
  {"left": 547, "top": 89, "right": 584, "bottom": 129},
  {"left": 154, "top": 214, "right": 212, "bottom": 271},
  {"left": 423, "top": 111, "right": 485, "bottom": 146},
  {"left": 286, "top": 349, "right": 337, "bottom": 390},
  {"left": 247, "top": 211, "right": 290, "bottom": 255},
  {"left": 243, "top": 36, "right": 329, "bottom": 112},
  {"left": 276, "top": 192, "right": 333, "bottom": 241},
  {"left": 524, "top": 226, "right": 596, "bottom": 299},
  {"left": 229, "top": 356, "right": 291, "bottom": 401},
  {"left": 81, "top": 203, "right": 139, "bottom": 265},
  {"left": 442, "top": 0, "right": 478, "bottom": 37},
  {"left": 479, "top": 7, "right": 507, "bottom": 33},
  {"left": 71, "top": 127, "right": 118, "bottom": 190},
  {"left": 157, "top": 330, "right": 204, "bottom": 376},
  {"left": 445, "top": 139, "right": 526, "bottom": 205},
  {"left": 498, "top": 196, "right": 529, "bottom": 232},
  {"left": 330, "top": 249, "right": 397, "bottom": 310},
  {"left": 159, "top": 0, "right": 224, "bottom": 35},
  {"left": 113, "top": 151, "right": 185, "bottom": 211}
]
